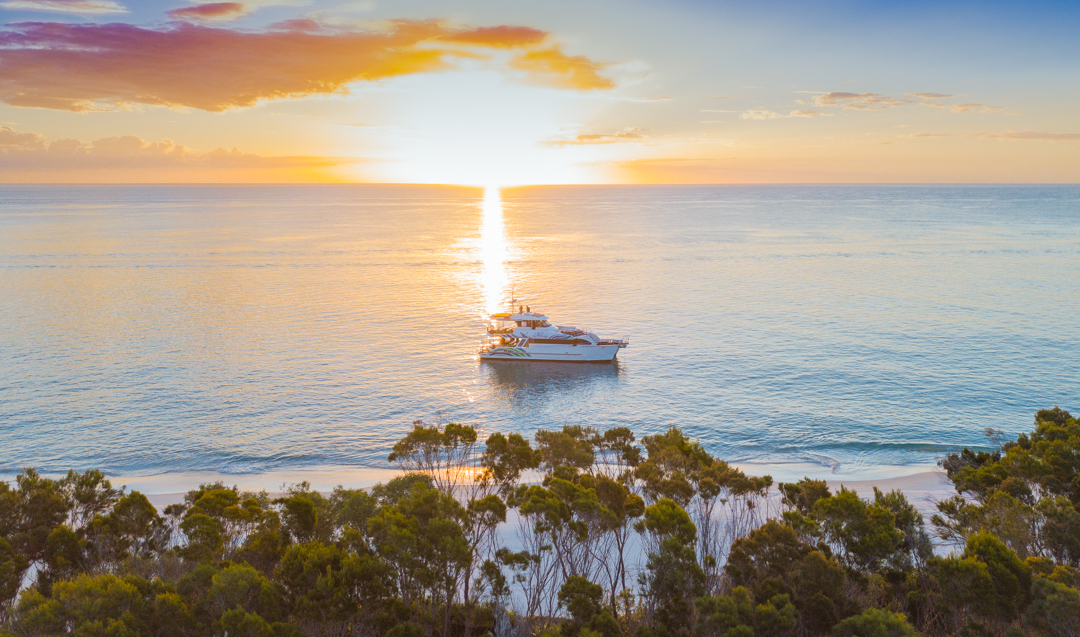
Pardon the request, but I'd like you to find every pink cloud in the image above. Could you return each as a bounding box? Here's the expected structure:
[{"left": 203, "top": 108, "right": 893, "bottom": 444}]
[
  {"left": 0, "top": 19, "right": 614, "bottom": 112},
  {"left": 167, "top": 2, "right": 249, "bottom": 22}
]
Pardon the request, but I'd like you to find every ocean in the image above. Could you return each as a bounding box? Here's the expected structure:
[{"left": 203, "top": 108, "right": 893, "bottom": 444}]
[{"left": 1, "top": 184, "right": 1077, "bottom": 486}]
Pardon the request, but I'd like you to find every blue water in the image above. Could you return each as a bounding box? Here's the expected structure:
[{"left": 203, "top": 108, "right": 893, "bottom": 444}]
[{"left": 1, "top": 185, "right": 1077, "bottom": 481}]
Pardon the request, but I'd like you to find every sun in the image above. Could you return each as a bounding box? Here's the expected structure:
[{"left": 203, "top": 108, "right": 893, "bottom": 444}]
[{"left": 353, "top": 67, "right": 612, "bottom": 186}]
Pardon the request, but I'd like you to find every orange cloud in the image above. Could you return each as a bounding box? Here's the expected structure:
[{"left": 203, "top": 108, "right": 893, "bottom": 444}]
[
  {"left": 0, "top": 19, "right": 613, "bottom": 112},
  {"left": 509, "top": 46, "right": 615, "bottom": 91},
  {"left": 543, "top": 128, "right": 646, "bottom": 146},
  {"left": 439, "top": 25, "right": 546, "bottom": 48},
  {"left": 0, "top": 126, "right": 354, "bottom": 182},
  {"left": 167, "top": 2, "right": 249, "bottom": 21}
]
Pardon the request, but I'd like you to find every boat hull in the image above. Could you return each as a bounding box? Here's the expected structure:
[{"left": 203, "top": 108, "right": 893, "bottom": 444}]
[{"left": 479, "top": 343, "right": 620, "bottom": 362}]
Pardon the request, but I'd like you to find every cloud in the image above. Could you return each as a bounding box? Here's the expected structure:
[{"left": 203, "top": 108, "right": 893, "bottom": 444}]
[
  {"left": 543, "top": 127, "right": 646, "bottom": 146},
  {"left": 805, "top": 91, "right": 1017, "bottom": 115},
  {"left": 0, "top": 125, "right": 45, "bottom": 148},
  {"left": 739, "top": 109, "right": 830, "bottom": 120},
  {"left": 167, "top": 2, "right": 249, "bottom": 21},
  {"left": 901, "top": 130, "right": 1079, "bottom": 141},
  {"left": 918, "top": 102, "right": 1017, "bottom": 114},
  {"left": 437, "top": 25, "right": 546, "bottom": 48},
  {"left": 811, "top": 92, "right": 909, "bottom": 110},
  {"left": 973, "top": 130, "right": 1080, "bottom": 141},
  {"left": 0, "top": 19, "right": 614, "bottom": 112},
  {"left": 508, "top": 46, "right": 615, "bottom": 91},
  {"left": 0, "top": 126, "right": 353, "bottom": 182},
  {"left": 0, "top": 0, "right": 125, "bottom": 13}
]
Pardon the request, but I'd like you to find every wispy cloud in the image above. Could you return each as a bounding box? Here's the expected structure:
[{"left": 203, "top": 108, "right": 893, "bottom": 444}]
[
  {"left": 918, "top": 102, "right": 1017, "bottom": 114},
  {"left": 801, "top": 91, "right": 1017, "bottom": 115},
  {"left": 0, "top": 19, "right": 614, "bottom": 112},
  {"left": 901, "top": 130, "right": 1079, "bottom": 141},
  {"left": 543, "top": 127, "right": 646, "bottom": 146},
  {"left": 810, "top": 92, "right": 909, "bottom": 110},
  {"left": 0, "top": 0, "right": 125, "bottom": 13},
  {"left": 0, "top": 126, "right": 353, "bottom": 182},
  {"left": 974, "top": 130, "right": 1080, "bottom": 141},
  {"left": 740, "top": 109, "right": 830, "bottom": 120},
  {"left": 167, "top": 2, "right": 249, "bottom": 22}
]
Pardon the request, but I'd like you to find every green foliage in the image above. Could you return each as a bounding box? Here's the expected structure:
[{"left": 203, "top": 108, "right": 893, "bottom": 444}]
[
  {"left": 481, "top": 432, "right": 541, "bottom": 495},
  {"left": 814, "top": 488, "right": 903, "bottom": 572},
  {"left": 275, "top": 541, "right": 394, "bottom": 633},
  {"left": 1024, "top": 577, "right": 1080, "bottom": 637},
  {"left": 637, "top": 498, "right": 696, "bottom": 546},
  {"left": 3, "top": 412, "right": 1079, "bottom": 637},
  {"left": 961, "top": 531, "right": 1031, "bottom": 620},
  {"left": 831, "top": 608, "right": 919, "bottom": 637},
  {"left": 935, "top": 407, "right": 1080, "bottom": 566},
  {"left": 635, "top": 427, "right": 712, "bottom": 507},
  {"left": 387, "top": 421, "right": 479, "bottom": 494},
  {"left": 695, "top": 587, "right": 797, "bottom": 637},
  {"left": 535, "top": 426, "right": 597, "bottom": 477},
  {"left": 726, "top": 520, "right": 811, "bottom": 588},
  {"left": 779, "top": 478, "right": 831, "bottom": 515},
  {"left": 559, "top": 576, "right": 621, "bottom": 637}
]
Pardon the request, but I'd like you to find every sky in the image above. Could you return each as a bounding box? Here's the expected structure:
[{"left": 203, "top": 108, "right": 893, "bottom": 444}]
[{"left": 0, "top": 0, "right": 1077, "bottom": 184}]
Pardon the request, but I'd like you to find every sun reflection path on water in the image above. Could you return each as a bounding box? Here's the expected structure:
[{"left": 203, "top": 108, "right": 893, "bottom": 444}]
[{"left": 479, "top": 187, "right": 512, "bottom": 318}]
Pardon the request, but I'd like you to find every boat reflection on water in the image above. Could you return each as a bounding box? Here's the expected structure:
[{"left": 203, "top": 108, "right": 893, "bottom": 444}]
[{"left": 481, "top": 359, "right": 622, "bottom": 406}]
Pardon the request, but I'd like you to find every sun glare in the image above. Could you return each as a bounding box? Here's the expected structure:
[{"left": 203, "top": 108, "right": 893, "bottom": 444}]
[
  {"left": 478, "top": 187, "right": 511, "bottom": 318},
  {"left": 359, "top": 68, "right": 612, "bottom": 186}
]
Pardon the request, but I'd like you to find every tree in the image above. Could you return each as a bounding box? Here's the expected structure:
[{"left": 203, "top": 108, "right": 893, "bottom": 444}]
[
  {"left": 636, "top": 499, "right": 704, "bottom": 635},
  {"left": 535, "top": 426, "right": 596, "bottom": 479},
  {"left": 367, "top": 478, "right": 471, "bottom": 636},
  {"left": 813, "top": 488, "right": 903, "bottom": 572},
  {"left": 696, "top": 587, "right": 797, "bottom": 637},
  {"left": 275, "top": 542, "right": 394, "bottom": 636},
  {"left": 0, "top": 537, "right": 29, "bottom": 623},
  {"left": 388, "top": 421, "right": 479, "bottom": 495},
  {"left": 831, "top": 608, "right": 919, "bottom": 637},
  {"left": 1024, "top": 577, "right": 1080, "bottom": 637},
  {"left": 480, "top": 432, "right": 541, "bottom": 497},
  {"left": 558, "top": 576, "right": 621, "bottom": 637},
  {"left": 109, "top": 492, "right": 168, "bottom": 567},
  {"left": 59, "top": 470, "right": 123, "bottom": 531},
  {"left": 934, "top": 407, "right": 1080, "bottom": 563}
]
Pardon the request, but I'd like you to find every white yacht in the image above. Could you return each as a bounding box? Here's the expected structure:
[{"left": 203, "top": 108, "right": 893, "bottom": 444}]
[{"left": 479, "top": 308, "right": 629, "bottom": 362}]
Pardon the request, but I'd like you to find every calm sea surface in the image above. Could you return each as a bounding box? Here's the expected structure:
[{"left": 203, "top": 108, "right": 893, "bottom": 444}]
[{"left": 1, "top": 185, "right": 1078, "bottom": 483}]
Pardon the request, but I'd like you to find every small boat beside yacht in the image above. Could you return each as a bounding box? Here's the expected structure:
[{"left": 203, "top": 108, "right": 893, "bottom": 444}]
[{"left": 478, "top": 307, "right": 629, "bottom": 362}]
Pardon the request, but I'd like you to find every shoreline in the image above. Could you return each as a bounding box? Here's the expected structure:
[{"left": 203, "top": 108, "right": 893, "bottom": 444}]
[{"left": 42, "top": 464, "right": 954, "bottom": 514}]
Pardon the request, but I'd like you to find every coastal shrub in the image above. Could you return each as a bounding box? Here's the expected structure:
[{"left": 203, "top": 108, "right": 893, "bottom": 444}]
[{"left": 1, "top": 410, "right": 1079, "bottom": 637}]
